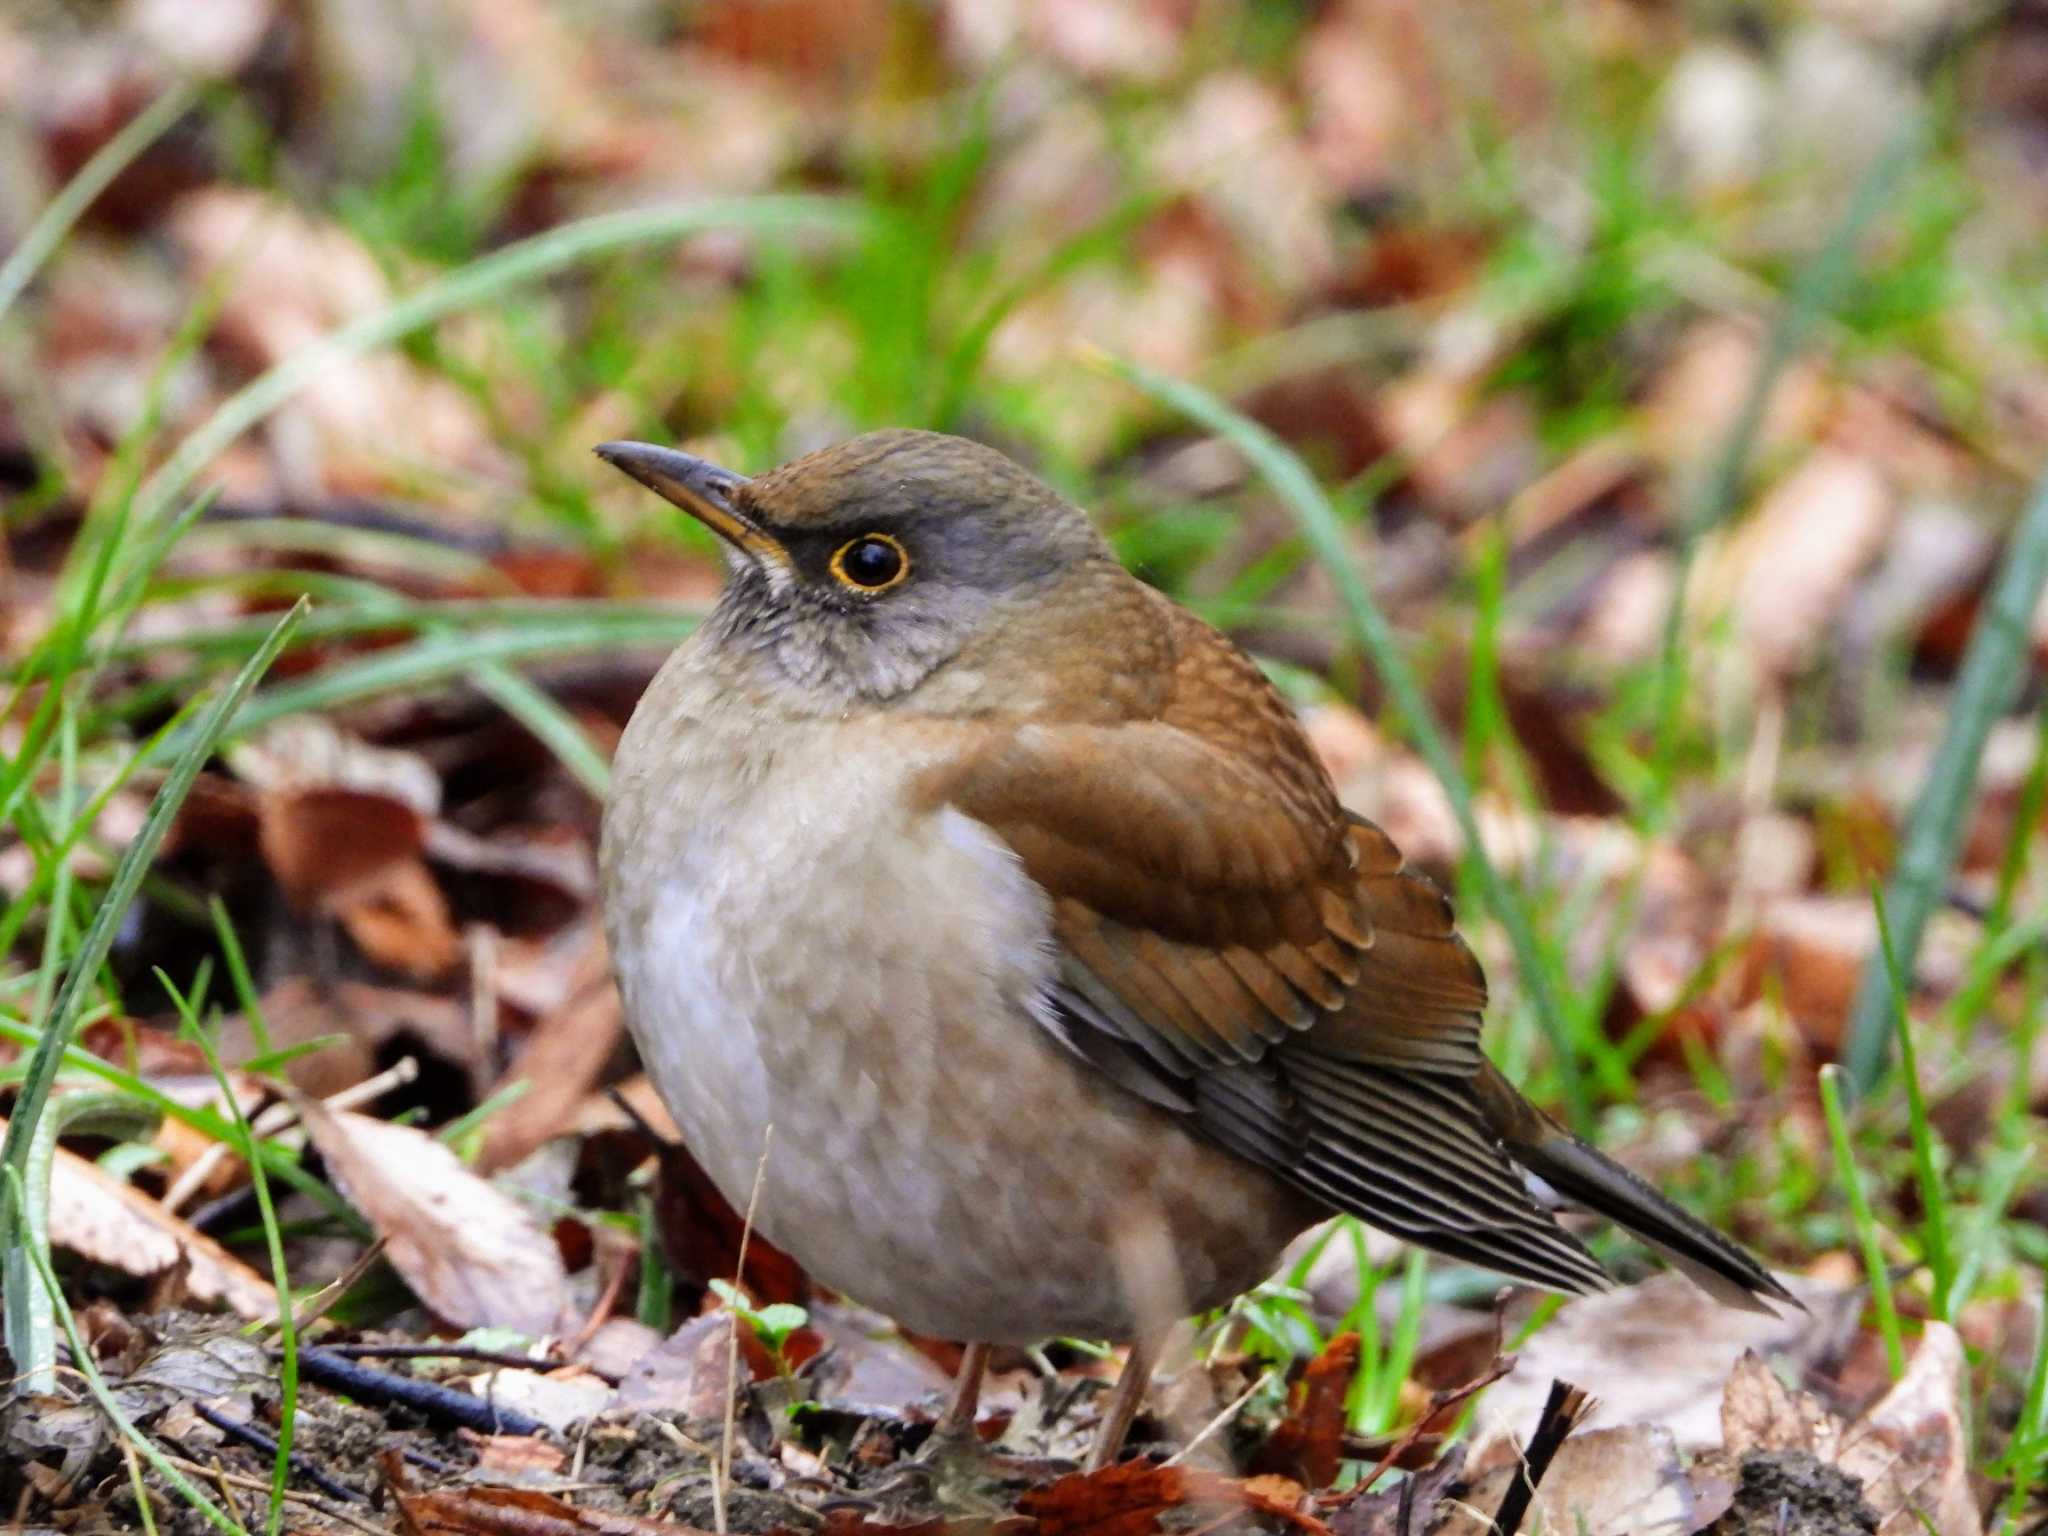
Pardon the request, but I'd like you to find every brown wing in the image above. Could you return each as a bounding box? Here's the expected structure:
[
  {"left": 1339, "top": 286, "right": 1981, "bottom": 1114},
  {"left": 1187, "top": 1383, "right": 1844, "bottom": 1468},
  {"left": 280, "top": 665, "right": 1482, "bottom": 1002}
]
[{"left": 923, "top": 605, "right": 1616, "bottom": 1297}]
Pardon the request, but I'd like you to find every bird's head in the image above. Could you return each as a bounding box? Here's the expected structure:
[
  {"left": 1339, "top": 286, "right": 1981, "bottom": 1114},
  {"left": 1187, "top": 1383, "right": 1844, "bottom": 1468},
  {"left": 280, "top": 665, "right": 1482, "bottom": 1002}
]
[{"left": 596, "top": 430, "right": 1116, "bottom": 705}]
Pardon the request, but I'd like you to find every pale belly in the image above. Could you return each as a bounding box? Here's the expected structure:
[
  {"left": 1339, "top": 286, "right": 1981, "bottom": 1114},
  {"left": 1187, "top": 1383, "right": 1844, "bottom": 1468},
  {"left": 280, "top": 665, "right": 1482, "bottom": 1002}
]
[{"left": 602, "top": 696, "right": 1311, "bottom": 1343}]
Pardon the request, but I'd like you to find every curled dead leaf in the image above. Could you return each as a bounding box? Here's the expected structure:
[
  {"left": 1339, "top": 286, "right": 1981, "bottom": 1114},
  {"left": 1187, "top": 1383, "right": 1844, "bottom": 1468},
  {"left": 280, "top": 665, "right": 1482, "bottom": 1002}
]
[
  {"left": 0, "top": 1115, "right": 275, "bottom": 1320},
  {"left": 295, "top": 1096, "right": 570, "bottom": 1337}
]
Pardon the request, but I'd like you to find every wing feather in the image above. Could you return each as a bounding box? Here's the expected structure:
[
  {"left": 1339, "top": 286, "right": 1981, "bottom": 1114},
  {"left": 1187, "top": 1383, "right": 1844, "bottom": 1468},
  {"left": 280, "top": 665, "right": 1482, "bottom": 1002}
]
[{"left": 919, "top": 598, "right": 1778, "bottom": 1306}]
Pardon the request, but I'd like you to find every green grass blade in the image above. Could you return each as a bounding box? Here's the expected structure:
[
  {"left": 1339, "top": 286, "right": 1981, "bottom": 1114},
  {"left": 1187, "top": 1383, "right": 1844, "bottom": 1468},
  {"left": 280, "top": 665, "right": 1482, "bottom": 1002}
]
[
  {"left": 0, "top": 81, "right": 199, "bottom": 325},
  {"left": 1841, "top": 466, "right": 2048, "bottom": 1092},
  {"left": 145, "top": 611, "right": 694, "bottom": 758},
  {"left": 0, "top": 602, "right": 305, "bottom": 1249},
  {"left": 1989, "top": 711, "right": 2048, "bottom": 936},
  {"left": 1949, "top": 1141, "right": 2029, "bottom": 1319},
  {"left": 209, "top": 894, "right": 271, "bottom": 1057},
  {"left": 0, "top": 1016, "right": 359, "bottom": 1235},
  {"left": 1818, "top": 1064, "right": 1905, "bottom": 1378},
  {"left": 1096, "top": 350, "right": 1592, "bottom": 1126},
  {"left": 1645, "top": 118, "right": 1924, "bottom": 827},
  {"left": 1871, "top": 887, "right": 1953, "bottom": 1317},
  {"left": 131, "top": 197, "right": 865, "bottom": 534},
  {"left": 78, "top": 596, "right": 701, "bottom": 670},
  {"left": 162, "top": 974, "right": 297, "bottom": 1536},
  {"left": 469, "top": 658, "right": 612, "bottom": 798},
  {"left": 5, "top": 1166, "right": 247, "bottom": 1535}
]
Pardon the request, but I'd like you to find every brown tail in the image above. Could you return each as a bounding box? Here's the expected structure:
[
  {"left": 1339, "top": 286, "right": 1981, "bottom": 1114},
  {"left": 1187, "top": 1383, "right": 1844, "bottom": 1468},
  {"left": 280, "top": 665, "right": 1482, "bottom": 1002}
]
[{"left": 1475, "top": 1061, "right": 1798, "bottom": 1313}]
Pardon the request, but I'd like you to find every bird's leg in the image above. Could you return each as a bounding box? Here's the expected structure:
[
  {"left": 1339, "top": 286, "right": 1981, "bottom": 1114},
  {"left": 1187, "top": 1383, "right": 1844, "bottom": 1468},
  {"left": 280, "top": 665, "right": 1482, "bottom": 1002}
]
[
  {"left": 1085, "top": 1337, "right": 1158, "bottom": 1471},
  {"left": 932, "top": 1340, "right": 992, "bottom": 1444}
]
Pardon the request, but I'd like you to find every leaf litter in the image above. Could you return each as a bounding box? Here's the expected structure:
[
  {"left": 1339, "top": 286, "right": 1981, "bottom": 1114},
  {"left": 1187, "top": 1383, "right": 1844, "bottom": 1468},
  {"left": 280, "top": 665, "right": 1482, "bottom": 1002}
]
[{"left": 3, "top": 0, "right": 2047, "bottom": 1531}]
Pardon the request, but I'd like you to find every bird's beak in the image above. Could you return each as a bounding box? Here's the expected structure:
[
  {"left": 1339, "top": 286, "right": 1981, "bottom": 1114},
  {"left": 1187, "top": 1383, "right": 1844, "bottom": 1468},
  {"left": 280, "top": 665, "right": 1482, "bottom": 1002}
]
[{"left": 593, "top": 441, "right": 789, "bottom": 571}]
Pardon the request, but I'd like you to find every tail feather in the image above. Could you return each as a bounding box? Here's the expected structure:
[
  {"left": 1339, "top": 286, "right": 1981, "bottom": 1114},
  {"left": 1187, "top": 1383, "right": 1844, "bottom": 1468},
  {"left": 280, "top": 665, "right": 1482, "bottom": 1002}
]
[{"left": 1476, "top": 1061, "right": 1798, "bottom": 1312}]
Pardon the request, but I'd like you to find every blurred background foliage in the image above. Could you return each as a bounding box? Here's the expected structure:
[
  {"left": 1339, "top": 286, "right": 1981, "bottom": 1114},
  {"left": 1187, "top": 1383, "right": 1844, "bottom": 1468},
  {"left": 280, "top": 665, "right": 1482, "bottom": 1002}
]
[{"left": 4, "top": 0, "right": 2048, "bottom": 1523}]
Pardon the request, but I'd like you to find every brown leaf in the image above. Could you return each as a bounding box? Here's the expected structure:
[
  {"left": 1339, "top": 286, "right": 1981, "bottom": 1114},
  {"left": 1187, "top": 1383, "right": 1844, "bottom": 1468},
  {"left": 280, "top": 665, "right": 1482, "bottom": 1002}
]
[
  {"left": 1704, "top": 449, "right": 1895, "bottom": 682},
  {"left": 1468, "top": 1273, "right": 1856, "bottom": 1454},
  {"left": 1720, "top": 1349, "right": 1842, "bottom": 1462},
  {"left": 233, "top": 718, "right": 451, "bottom": 951},
  {"left": 1436, "top": 1423, "right": 1704, "bottom": 1536},
  {"left": 1639, "top": 319, "right": 1829, "bottom": 471},
  {"left": 166, "top": 188, "right": 500, "bottom": 496},
  {"left": 1255, "top": 1331, "right": 1361, "bottom": 1488},
  {"left": 296, "top": 1097, "right": 570, "bottom": 1336},
  {"left": 256, "top": 784, "right": 424, "bottom": 907},
  {"left": 614, "top": 1311, "right": 758, "bottom": 1420},
  {"left": 334, "top": 856, "right": 462, "bottom": 980},
  {"left": 802, "top": 1300, "right": 954, "bottom": 1416},
  {"left": 394, "top": 1482, "right": 697, "bottom": 1534},
  {"left": 647, "top": 1126, "right": 809, "bottom": 1308},
  {"left": 1020, "top": 1463, "right": 1333, "bottom": 1536},
  {"left": 1738, "top": 895, "right": 1875, "bottom": 1051},
  {"left": 1836, "top": 1323, "right": 1976, "bottom": 1536},
  {"left": 476, "top": 968, "right": 623, "bottom": 1175},
  {"left": 0, "top": 1115, "right": 275, "bottom": 1320},
  {"left": 463, "top": 1432, "right": 567, "bottom": 1475}
]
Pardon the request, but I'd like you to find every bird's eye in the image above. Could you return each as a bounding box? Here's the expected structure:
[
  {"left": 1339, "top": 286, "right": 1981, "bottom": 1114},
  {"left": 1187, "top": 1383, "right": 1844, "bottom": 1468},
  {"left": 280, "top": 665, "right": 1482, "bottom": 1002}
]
[{"left": 829, "top": 533, "right": 910, "bottom": 592}]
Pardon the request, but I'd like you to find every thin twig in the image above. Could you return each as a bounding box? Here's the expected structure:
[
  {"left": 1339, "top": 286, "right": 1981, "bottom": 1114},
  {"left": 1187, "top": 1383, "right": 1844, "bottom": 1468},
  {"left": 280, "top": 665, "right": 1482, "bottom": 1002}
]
[
  {"left": 163, "top": 1058, "right": 419, "bottom": 1215},
  {"left": 159, "top": 1455, "right": 389, "bottom": 1536},
  {"left": 1346, "top": 1351, "right": 1517, "bottom": 1500},
  {"left": 122, "top": 1438, "right": 162, "bottom": 1536},
  {"left": 287, "top": 1236, "right": 389, "bottom": 1335},
  {"left": 188, "top": 1403, "right": 365, "bottom": 1505},
  {"left": 716, "top": 1124, "right": 774, "bottom": 1536},
  {"left": 294, "top": 1346, "right": 549, "bottom": 1436},
  {"left": 1163, "top": 1367, "right": 1276, "bottom": 1467},
  {"left": 1488, "top": 1379, "right": 1590, "bottom": 1536}
]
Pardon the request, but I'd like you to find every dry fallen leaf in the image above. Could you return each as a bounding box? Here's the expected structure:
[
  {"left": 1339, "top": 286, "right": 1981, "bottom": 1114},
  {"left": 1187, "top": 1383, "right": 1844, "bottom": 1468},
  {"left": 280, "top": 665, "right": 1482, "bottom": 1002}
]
[
  {"left": 1254, "top": 1331, "right": 1361, "bottom": 1489},
  {"left": 230, "top": 716, "right": 439, "bottom": 897},
  {"left": 1437, "top": 1423, "right": 1706, "bottom": 1536},
  {"left": 456, "top": 1365, "right": 614, "bottom": 1434},
  {"left": 1467, "top": 1272, "right": 1856, "bottom": 1454},
  {"left": 614, "top": 1311, "right": 757, "bottom": 1420},
  {"left": 1, "top": 1115, "right": 275, "bottom": 1320},
  {"left": 332, "top": 855, "right": 463, "bottom": 981},
  {"left": 392, "top": 1482, "right": 685, "bottom": 1535},
  {"left": 1638, "top": 318, "right": 1829, "bottom": 471},
  {"left": 476, "top": 967, "right": 623, "bottom": 1176},
  {"left": 1705, "top": 1326, "right": 1973, "bottom": 1534},
  {"left": 1704, "top": 448, "right": 1895, "bottom": 682},
  {"left": 165, "top": 186, "right": 501, "bottom": 496},
  {"left": 1020, "top": 1462, "right": 1332, "bottom": 1536},
  {"left": 1738, "top": 895, "right": 1875, "bottom": 1051},
  {"left": 1720, "top": 1349, "right": 1843, "bottom": 1462},
  {"left": 1836, "top": 1323, "right": 1975, "bottom": 1536},
  {"left": 295, "top": 1096, "right": 570, "bottom": 1337}
]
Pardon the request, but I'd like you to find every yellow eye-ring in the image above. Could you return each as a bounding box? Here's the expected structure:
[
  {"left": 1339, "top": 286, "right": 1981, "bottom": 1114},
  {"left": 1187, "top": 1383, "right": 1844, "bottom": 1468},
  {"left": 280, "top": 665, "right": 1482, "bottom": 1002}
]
[{"left": 829, "top": 532, "right": 910, "bottom": 592}]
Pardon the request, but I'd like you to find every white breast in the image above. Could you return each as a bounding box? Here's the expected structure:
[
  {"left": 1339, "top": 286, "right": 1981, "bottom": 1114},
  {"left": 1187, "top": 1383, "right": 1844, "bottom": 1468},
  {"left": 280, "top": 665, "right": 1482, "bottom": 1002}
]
[
  {"left": 601, "top": 643, "right": 1309, "bottom": 1343},
  {"left": 602, "top": 660, "right": 1067, "bottom": 1328}
]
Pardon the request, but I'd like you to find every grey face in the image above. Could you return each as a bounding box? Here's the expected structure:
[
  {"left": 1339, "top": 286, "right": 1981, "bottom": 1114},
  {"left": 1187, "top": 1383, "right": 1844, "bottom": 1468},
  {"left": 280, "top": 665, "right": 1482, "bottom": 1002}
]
[
  {"left": 709, "top": 496, "right": 1078, "bottom": 702},
  {"left": 599, "top": 431, "right": 1112, "bottom": 705}
]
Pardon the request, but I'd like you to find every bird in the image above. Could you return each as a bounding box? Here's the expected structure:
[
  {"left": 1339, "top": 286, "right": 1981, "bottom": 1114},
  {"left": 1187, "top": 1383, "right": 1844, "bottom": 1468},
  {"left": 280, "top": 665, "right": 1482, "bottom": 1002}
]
[{"left": 595, "top": 428, "right": 1791, "bottom": 1472}]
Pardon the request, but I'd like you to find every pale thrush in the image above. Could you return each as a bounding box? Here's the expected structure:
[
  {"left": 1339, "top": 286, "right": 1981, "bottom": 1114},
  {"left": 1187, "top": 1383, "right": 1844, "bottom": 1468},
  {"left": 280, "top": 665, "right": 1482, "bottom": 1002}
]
[{"left": 596, "top": 429, "right": 1789, "bottom": 1468}]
